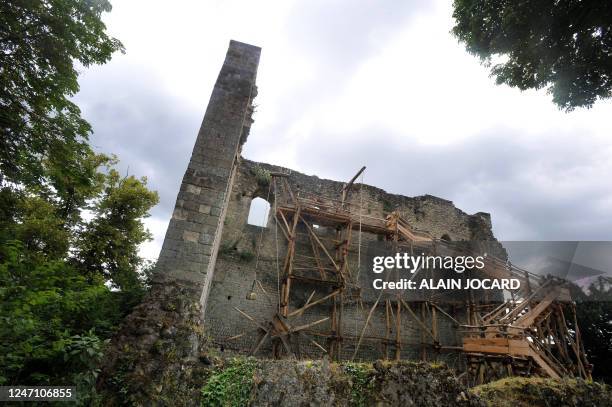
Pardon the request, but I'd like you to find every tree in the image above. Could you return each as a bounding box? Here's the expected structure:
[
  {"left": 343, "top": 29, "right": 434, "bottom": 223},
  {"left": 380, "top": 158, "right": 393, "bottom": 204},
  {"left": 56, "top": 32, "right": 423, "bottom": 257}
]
[
  {"left": 0, "top": 0, "right": 159, "bottom": 397},
  {"left": 571, "top": 277, "right": 612, "bottom": 384},
  {"left": 75, "top": 167, "right": 159, "bottom": 292},
  {"left": 0, "top": 0, "right": 124, "bottom": 190},
  {"left": 452, "top": 1, "right": 612, "bottom": 110},
  {"left": 0, "top": 241, "right": 114, "bottom": 387},
  {"left": 0, "top": 167, "right": 158, "bottom": 388},
  {"left": 568, "top": 277, "right": 612, "bottom": 384}
]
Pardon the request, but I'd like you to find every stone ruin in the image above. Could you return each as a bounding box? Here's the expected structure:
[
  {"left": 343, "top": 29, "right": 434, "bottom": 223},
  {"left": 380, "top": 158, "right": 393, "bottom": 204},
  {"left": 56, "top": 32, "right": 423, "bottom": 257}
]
[{"left": 97, "top": 40, "right": 590, "bottom": 403}]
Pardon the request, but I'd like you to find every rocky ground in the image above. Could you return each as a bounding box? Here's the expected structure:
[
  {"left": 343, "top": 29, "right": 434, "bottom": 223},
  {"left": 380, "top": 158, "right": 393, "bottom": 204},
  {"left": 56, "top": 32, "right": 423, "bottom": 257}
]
[
  {"left": 197, "top": 357, "right": 612, "bottom": 406},
  {"left": 472, "top": 376, "right": 612, "bottom": 407}
]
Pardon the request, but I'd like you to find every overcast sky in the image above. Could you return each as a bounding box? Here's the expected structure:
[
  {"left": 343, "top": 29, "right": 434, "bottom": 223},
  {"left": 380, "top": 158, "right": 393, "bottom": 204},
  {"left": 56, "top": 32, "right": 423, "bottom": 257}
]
[{"left": 74, "top": 0, "right": 612, "bottom": 262}]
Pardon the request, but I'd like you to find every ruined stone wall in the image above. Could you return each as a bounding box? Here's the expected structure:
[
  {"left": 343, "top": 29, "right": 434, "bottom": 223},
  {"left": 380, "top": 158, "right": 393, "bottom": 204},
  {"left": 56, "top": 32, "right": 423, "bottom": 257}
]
[
  {"left": 98, "top": 41, "right": 261, "bottom": 403},
  {"left": 99, "top": 40, "right": 507, "bottom": 403},
  {"left": 156, "top": 40, "right": 260, "bottom": 311},
  {"left": 203, "top": 159, "right": 503, "bottom": 364}
]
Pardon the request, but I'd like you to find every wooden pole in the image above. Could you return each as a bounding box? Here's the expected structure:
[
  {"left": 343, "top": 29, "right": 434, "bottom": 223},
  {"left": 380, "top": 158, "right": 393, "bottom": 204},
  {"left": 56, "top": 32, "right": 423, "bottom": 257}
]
[
  {"left": 384, "top": 300, "right": 390, "bottom": 360},
  {"left": 395, "top": 298, "right": 401, "bottom": 360},
  {"left": 352, "top": 294, "right": 381, "bottom": 360}
]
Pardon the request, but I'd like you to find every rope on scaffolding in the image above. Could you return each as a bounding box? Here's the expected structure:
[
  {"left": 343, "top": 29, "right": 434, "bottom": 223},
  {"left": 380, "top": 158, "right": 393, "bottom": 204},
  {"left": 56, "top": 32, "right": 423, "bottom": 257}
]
[
  {"left": 354, "top": 170, "right": 365, "bottom": 349},
  {"left": 249, "top": 178, "right": 273, "bottom": 300},
  {"left": 273, "top": 178, "right": 281, "bottom": 314},
  {"left": 356, "top": 170, "right": 364, "bottom": 283}
]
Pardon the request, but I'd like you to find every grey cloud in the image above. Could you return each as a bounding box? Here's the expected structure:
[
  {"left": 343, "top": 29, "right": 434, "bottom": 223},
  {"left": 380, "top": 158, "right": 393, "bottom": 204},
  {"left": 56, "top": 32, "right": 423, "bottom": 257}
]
[
  {"left": 287, "top": 126, "right": 612, "bottom": 241},
  {"left": 75, "top": 64, "right": 203, "bottom": 221},
  {"left": 72, "top": 1, "right": 433, "bottom": 225},
  {"left": 71, "top": 1, "right": 612, "bottom": 264},
  {"left": 244, "top": 0, "right": 432, "bottom": 160},
  {"left": 285, "top": 0, "right": 430, "bottom": 73},
  {"left": 500, "top": 241, "right": 612, "bottom": 282}
]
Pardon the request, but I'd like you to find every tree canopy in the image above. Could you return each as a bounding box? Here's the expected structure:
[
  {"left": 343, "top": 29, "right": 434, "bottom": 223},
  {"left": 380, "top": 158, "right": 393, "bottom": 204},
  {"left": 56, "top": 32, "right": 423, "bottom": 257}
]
[
  {"left": 0, "top": 0, "right": 124, "bottom": 189},
  {"left": 452, "top": 0, "right": 612, "bottom": 110},
  {"left": 570, "top": 277, "right": 612, "bottom": 384},
  {"left": 0, "top": 1, "right": 158, "bottom": 400}
]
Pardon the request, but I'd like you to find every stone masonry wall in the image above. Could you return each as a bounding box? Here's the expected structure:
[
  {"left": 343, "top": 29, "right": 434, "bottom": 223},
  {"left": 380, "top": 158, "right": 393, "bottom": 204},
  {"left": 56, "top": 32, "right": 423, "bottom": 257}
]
[
  {"left": 204, "top": 159, "right": 504, "bottom": 365},
  {"left": 98, "top": 41, "right": 261, "bottom": 404},
  {"left": 99, "top": 39, "right": 506, "bottom": 403},
  {"left": 155, "top": 40, "right": 260, "bottom": 312}
]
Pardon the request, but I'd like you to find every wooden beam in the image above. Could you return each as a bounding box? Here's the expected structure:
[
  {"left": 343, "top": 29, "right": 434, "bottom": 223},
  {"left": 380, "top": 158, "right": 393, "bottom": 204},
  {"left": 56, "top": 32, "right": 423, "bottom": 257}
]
[
  {"left": 226, "top": 332, "right": 246, "bottom": 341},
  {"left": 251, "top": 331, "right": 270, "bottom": 355},
  {"left": 299, "top": 331, "right": 328, "bottom": 354},
  {"left": 287, "top": 289, "right": 341, "bottom": 318},
  {"left": 300, "top": 215, "right": 340, "bottom": 272},
  {"left": 400, "top": 299, "right": 436, "bottom": 341},
  {"left": 292, "top": 317, "right": 330, "bottom": 333},
  {"left": 341, "top": 166, "right": 366, "bottom": 203},
  {"left": 234, "top": 307, "right": 268, "bottom": 332},
  {"left": 431, "top": 302, "right": 461, "bottom": 326},
  {"left": 395, "top": 299, "right": 401, "bottom": 360},
  {"left": 352, "top": 293, "right": 382, "bottom": 360}
]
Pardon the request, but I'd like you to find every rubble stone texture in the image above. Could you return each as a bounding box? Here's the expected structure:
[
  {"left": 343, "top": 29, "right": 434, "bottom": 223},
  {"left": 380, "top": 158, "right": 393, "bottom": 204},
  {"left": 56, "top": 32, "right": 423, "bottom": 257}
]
[
  {"left": 155, "top": 40, "right": 260, "bottom": 313},
  {"left": 97, "top": 40, "right": 260, "bottom": 405},
  {"left": 206, "top": 159, "right": 504, "bottom": 362}
]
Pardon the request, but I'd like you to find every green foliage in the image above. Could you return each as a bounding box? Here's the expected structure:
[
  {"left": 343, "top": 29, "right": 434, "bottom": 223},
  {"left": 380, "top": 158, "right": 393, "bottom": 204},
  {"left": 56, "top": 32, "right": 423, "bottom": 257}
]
[
  {"left": 343, "top": 362, "right": 376, "bottom": 407},
  {"left": 219, "top": 238, "right": 255, "bottom": 263},
  {"left": 471, "top": 376, "right": 612, "bottom": 407},
  {"left": 237, "top": 250, "right": 255, "bottom": 263},
  {"left": 382, "top": 199, "right": 394, "bottom": 213},
  {"left": 251, "top": 166, "right": 271, "bottom": 187},
  {"left": 201, "top": 357, "right": 257, "bottom": 407},
  {"left": 452, "top": 1, "right": 612, "bottom": 110},
  {"left": 1, "top": 191, "right": 71, "bottom": 258},
  {"left": 0, "top": 168, "right": 158, "bottom": 388},
  {"left": 219, "top": 240, "right": 237, "bottom": 256},
  {"left": 569, "top": 277, "right": 612, "bottom": 384},
  {"left": 0, "top": 241, "right": 120, "bottom": 387},
  {"left": 0, "top": 0, "right": 124, "bottom": 188},
  {"left": 74, "top": 167, "right": 159, "bottom": 291},
  {"left": 0, "top": 0, "right": 158, "bottom": 399},
  {"left": 65, "top": 330, "right": 108, "bottom": 405}
]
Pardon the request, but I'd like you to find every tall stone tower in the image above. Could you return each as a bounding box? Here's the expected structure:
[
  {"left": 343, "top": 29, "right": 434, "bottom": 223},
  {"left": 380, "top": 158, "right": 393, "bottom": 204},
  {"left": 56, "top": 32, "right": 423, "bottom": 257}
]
[
  {"left": 156, "top": 40, "right": 260, "bottom": 311},
  {"left": 98, "top": 41, "right": 261, "bottom": 404}
]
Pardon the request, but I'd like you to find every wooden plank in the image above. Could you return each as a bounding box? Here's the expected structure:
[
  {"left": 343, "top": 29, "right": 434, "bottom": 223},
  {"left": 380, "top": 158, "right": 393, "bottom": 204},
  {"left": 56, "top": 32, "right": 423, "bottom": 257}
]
[
  {"left": 400, "top": 299, "right": 436, "bottom": 341},
  {"left": 395, "top": 299, "right": 401, "bottom": 360},
  {"left": 352, "top": 293, "right": 382, "bottom": 360},
  {"left": 515, "top": 288, "right": 559, "bottom": 328},
  {"left": 463, "top": 343, "right": 510, "bottom": 354},
  {"left": 300, "top": 215, "right": 340, "bottom": 272},
  {"left": 234, "top": 307, "right": 268, "bottom": 332},
  {"left": 251, "top": 331, "right": 270, "bottom": 355},
  {"left": 292, "top": 317, "right": 330, "bottom": 333},
  {"left": 528, "top": 345, "right": 561, "bottom": 379},
  {"left": 287, "top": 289, "right": 340, "bottom": 318},
  {"left": 508, "top": 340, "right": 531, "bottom": 356}
]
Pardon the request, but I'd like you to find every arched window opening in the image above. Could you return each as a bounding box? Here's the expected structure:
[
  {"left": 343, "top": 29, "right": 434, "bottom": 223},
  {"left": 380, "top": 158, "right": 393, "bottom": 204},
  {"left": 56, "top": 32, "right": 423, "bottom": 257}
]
[{"left": 247, "top": 197, "right": 271, "bottom": 227}]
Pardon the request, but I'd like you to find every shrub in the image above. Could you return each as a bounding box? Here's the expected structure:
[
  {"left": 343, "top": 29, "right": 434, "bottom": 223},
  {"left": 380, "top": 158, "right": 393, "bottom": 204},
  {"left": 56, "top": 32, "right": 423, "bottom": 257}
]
[{"left": 201, "top": 357, "right": 257, "bottom": 407}]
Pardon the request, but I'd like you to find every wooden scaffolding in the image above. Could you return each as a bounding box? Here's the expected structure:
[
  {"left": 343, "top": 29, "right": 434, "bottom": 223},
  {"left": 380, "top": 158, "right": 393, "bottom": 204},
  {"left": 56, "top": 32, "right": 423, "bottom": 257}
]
[{"left": 233, "top": 167, "right": 591, "bottom": 385}]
